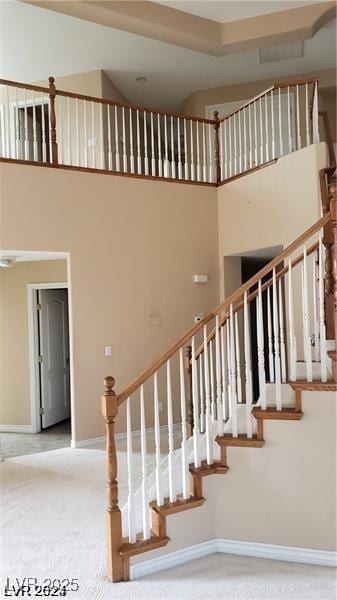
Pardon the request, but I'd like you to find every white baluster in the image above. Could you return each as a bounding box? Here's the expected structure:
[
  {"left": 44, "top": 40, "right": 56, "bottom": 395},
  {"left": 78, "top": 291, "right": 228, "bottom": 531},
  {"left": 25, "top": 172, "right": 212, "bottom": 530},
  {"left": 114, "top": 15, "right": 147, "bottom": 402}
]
[
  {"left": 202, "top": 123, "right": 207, "bottom": 181},
  {"left": 244, "top": 292, "right": 253, "bottom": 438},
  {"left": 91, "top": 101, "right": 96, "bottom": 168},
  {"left": 166, "top": 359, "right": 176, "bottom": 503},
  {"left": 233, "top": 113, "right": 237, "bottom": 175},
  {"left": 196, "top": 121, "right": 201, "bottom": 181},
  {"left": 312, "top": 80, "right": 319, "bottom": 143},
  {"left": 122, "top": 107, "right": 127, "bottom": 173},
  {"left": 144, "top": 111, "right": 149, "bottom": 176},
  {"left": 265, "top": 93, "right": 269, "bottom": 162},
  {"left": 140, "top": 385, "right": 150, "bottom": 539},
  {"left": 278, "top": 88, "right": 283, "bottom": 157},
  {"left": 271, "top": 89, "right": 275, "bottom": 159},
  {"left": 226, "top": 320, "right": 232, "bottom": 418},
  {"left": 257, "top": 282, "right": 267, "bottom": 409},
  {"left": 99, "top": 102, "right": 104, "bottom": 168},
  {"left": 219, "top": 121, "right": 224, "bottom": 181},
  {"left": 238, "top": 110, "right": 242, "bottom": 173},
  {"left": 106, "top": 104, "right": 112, "bottom": 169},
  {"left": 302, "top": 247, "right": 313, "bottom": 382},
  {"left": 183, "top": 118, "right": 188, "bottom": 180},
  {"left": 199, "top": 354, "right": 205, "bottom": 433},
  {"left": 288, "top": 259, "right": 297, "bottom": 381},
  {"left": 278, "top": 279, "right": 287, "bottom": 383},
  {"left": 203, "top": 328, "right": 213, "bottom": 463},
  {"left": 151, "top": 112, "right": 156, "bottom": 176},
  {"left": 177, "top": 117, "right": 182, "bottom": 179},
  {"left": 259, "top": 97, "right": 263, "bottom": 164},
  {"left": 229, "top": 305, "right": 238, "bottom": 436},
  {"left": 4, "top": 86, "right": 11, "bottom": 158},
  {"left": 209, "top": 340, "right": 216, "bottom": 421},
  {"left": 318, "top": 233, "right": 327, "bottom": 381},
  {"left": 190, "top": 120, "right": 195, "bottom": 181},
  {"left": 126, "top": 397, "right": 136, "bottom": 543},
  {"left": 129, "top": 108, "right": 135, "bottom": 174},
  {"left": 296, "top": 84, "right": 301, "bottom": 150},
  {"left": 114, "top": 105, "right": 120, "bottom": 171},
  {"left": 312, "top": 252, "right": 320, "bottom": 363},
  {"left": 32, "top": 91, "right": 37, "bottom": 161},
  {"left": 137, "top": 109, "right": 141, "bottom": 174},
  {"left": 164, "top": 115, "right": 169, "bottom": 177},
  {"left": 68, "top": 97, "right": 72, "bottom": 166},
  {"left": 153, "top": 372, "right": 164, "bottom": 506},
  {"left": 229, "top": 117, "right": 232, "bottom": 177},
  {"left": 58, "top": 96, "right": 63, "bottom": 164},
  {"left": 287, "top": 86, "right": 292, "bottom": 153},
  {"left": 208, "top": 122, "right": 212, "bottom": 182},
  {"left": 24, "top": 89, "right": 28, "bottom": 160},
  {"left": 192, "top": 336, "right": 201, "bottom": 467},
  {"left": 248, "top": 104, "right": 252, "bottom": 168},
  {"left": 254, "top": 102, "right": 258, "bottom": 167},
  {"left": 272, "top": 270, "right": 282, "bottom": 409},
  {"left": 157, "top": 113, "right": 163, "bottom": 177},
  {"left": 170, "top": 116, "right": 175, "bottom": 179},
  {"left": 267, "top": 286, "right": 275, "bottom": 382},
  {"left": 235, "top": 312, "right": 242, "bottom": 403},
  {"left": 215, "top": 316, "right": 224, "bottom": 435},
  {"left": 305, "top": 83, "right": 310, "bottom": 147},
  {"left": 224, "top": 119, "right": 228, "bottom": 179},
  {"left": 179, "top": 349, "right": 189, "bottom": 500},
  {"left": 75, "top": 98, "right": 79, "bottom": 166},
  {"left": 14, "top": 88, "right": 19, "bottom": 159},
  {"left": 83, "top": 100, "right": 88, "bottom": 168},
  {"left": 243, "top": 108, "right": 247, "bottom": 171},
  {"left": 220, "top": 325, "right": 228, "bottom": 420}
]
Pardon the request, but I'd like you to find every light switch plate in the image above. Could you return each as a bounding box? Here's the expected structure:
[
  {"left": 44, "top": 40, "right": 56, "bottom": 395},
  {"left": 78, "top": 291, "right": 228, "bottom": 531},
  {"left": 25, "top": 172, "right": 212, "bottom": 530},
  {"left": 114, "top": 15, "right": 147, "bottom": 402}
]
[{"left": 105, "top": 346, "right": 112, "bottom": 357}]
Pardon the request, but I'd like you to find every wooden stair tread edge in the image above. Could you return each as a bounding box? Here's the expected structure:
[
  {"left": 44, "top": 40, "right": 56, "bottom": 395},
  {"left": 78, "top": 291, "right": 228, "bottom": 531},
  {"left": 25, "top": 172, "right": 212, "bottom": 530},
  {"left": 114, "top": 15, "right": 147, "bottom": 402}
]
[
  {"left": 327, "top": 351, "right": 337, "bottom": 359},
  {"left": 215, "top": 434, "right": 264, "bottom": 447},
  {"left": 189, "top": 460, "right": 229, "bottom": 477},
  {"left": 150, "top": 495, "right": 205, "bottom": 516},
  {"left": 290, "top": 381, "right": 337, "bottom": 391},
  {"left": 252, "top": 407, "right": 303, "bottom": 420},
  {"left": 120, "top": 533, "right": 170, "bottom": 558}
]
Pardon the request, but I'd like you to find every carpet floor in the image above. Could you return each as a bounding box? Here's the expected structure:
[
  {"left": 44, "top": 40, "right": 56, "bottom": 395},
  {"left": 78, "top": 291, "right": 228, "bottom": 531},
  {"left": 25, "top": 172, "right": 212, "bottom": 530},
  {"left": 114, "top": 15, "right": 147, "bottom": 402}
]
[{"left": 1, "top": 447, "right": 336, "bottom": 600}]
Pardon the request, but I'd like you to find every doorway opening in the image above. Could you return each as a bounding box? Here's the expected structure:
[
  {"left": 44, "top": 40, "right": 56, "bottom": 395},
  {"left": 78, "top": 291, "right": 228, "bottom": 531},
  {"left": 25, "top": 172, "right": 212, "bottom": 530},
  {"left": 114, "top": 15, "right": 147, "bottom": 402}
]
[{"left": 16, "top": 101, "right": 50, "bottom": 162}]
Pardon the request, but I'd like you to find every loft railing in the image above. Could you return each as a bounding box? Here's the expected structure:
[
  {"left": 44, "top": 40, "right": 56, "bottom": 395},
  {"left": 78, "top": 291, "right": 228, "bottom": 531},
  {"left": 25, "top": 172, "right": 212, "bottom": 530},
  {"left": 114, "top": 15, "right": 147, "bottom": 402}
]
[
  {"left": 101, "top": 183, "right": 337, "bottom": 581},
  {"left": 0, "top": 76, "right": 320, "bottom": 184}
]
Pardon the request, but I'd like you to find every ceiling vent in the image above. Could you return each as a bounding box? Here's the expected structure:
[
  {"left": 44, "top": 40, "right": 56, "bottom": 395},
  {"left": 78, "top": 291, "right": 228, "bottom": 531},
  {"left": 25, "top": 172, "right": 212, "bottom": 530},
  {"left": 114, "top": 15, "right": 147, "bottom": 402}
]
[{"left": 259, "top": 41, "right": 304, "bottom": 64}]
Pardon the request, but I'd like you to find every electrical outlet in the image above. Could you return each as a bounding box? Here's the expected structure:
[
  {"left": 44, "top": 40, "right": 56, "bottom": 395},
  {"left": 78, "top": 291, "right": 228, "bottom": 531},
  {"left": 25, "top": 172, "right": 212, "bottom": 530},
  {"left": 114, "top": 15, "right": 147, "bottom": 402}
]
[{"left": 158, "top": 402, "right": 163, "bottom": 412}]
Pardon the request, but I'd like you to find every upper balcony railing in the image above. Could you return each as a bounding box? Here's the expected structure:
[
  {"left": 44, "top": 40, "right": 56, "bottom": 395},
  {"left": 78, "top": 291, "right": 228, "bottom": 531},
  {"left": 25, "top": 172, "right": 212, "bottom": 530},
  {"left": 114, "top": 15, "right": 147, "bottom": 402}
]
[{"left": 0, "top": 76, "right": 319, "bottom": 185}]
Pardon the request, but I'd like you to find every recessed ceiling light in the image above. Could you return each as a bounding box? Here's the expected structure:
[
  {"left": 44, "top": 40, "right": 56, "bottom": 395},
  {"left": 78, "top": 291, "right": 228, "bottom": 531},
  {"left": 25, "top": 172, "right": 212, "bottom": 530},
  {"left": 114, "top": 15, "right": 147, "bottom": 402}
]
[{"left": 136, "top": 76, "right": 147, "bottom": 83}]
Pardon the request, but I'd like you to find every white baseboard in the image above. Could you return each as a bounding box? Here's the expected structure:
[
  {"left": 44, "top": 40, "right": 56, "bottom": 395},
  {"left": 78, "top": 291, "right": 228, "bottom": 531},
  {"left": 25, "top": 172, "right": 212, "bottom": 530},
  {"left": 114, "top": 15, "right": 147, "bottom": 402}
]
[
  {"left": 71, "top": 423, "right": 181, "bottom": 449},
  {"left": 0, "top": 424, "right": 35, "bottom": 433},
  {"left": 131, "top": 538, "right": 337, "bottom": 580}
]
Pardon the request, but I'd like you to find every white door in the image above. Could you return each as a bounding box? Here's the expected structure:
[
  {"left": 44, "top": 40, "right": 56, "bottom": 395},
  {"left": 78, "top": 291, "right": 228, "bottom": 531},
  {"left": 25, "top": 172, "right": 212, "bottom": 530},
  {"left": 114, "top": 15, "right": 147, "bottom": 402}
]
[{"left": 38, "top": 288, "right": 70, "bottom": 428}]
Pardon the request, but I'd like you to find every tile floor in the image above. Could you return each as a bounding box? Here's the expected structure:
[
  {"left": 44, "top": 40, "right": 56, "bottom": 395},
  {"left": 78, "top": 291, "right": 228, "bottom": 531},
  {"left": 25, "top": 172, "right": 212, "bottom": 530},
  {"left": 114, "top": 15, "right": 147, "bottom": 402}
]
[{"left": 0, "top": 419, "right": 71, "bottom": 459}]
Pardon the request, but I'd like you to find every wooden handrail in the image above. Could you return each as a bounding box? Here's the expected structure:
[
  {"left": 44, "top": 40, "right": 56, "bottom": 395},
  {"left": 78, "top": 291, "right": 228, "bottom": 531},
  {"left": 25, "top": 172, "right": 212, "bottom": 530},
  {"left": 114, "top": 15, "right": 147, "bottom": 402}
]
[
  {"left": 117, "top": 213, "right": 329, "bottom": 405},
  {"left": 0, "top": 78, "right": 49, "bottom": 94},
  {"left": 195, "top": 241, "right": 319, "bottom": 358},
  {"left": 219, "top": 78, "right": 319, "bottom": 123}
]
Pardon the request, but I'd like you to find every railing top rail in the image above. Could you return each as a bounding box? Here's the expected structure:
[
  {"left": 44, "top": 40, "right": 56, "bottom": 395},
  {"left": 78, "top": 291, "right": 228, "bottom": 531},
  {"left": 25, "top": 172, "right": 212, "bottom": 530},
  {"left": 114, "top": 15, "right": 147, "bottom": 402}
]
[
  {"left": 117, "top": 211, "right": 329, "bottom": 405},
  {"left": 0, "top": 78, "right": 49, "bottom": 94},
  {"left": 218, "top": 78, "right": 319, "bottom": 123},
  {"left": 55, "top": 87, "right": 216, "bottom": 124}
]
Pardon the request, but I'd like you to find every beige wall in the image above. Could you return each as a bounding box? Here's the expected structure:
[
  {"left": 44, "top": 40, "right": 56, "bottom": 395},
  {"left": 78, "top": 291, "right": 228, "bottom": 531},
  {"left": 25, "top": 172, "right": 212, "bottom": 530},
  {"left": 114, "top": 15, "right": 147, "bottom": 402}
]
[
  {"left": 132, "top": 391, "right": 336, "bottom": 563},
  {"left": 0, "top": 165, "right": 219, "bottom": 441},
  {"left": 0, "top": 260, "right": 67, "bottom": 426},
  {"left": 183, "top": 69, "right": 337, "bottom": 139}
]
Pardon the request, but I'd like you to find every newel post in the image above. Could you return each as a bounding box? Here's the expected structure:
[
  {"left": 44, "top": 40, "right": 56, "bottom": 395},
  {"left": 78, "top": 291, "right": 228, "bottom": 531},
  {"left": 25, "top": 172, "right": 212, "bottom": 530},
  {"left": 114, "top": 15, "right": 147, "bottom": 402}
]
[
  {"left": 101, "top": 376, "right": 125, "bottom": 582},
  {"left": 330, "top": 185, "right": 337, "bottom": 355},
  {"left": 185, "top": 346, "right": 193, "bottom": 435},
  {"left": 48, "top": 76, "right": 58, "bottom": 165},
  {"left": 213, "top": 110, "right": 221, "bottom": 184}
]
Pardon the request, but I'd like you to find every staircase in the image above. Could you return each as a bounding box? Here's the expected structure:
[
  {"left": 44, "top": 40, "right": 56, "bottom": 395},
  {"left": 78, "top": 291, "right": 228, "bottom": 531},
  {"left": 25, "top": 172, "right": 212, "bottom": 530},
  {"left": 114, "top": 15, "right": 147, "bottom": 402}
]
[{"left": 101, "top": 168, "right": 337, "bottom": 581}]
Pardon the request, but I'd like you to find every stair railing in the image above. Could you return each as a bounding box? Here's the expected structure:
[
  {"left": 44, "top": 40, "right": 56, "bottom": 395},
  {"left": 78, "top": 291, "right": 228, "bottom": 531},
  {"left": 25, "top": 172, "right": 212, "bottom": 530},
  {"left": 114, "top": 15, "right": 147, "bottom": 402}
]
[
  {"left": 101, "top": 190, "right": 337, "bottom": 582},
  {"left": 0, "top": 77, "right": 320, "bottom": 184},
  {"left": 218, "top": 79, "right": 319, "bottom": 182}
]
